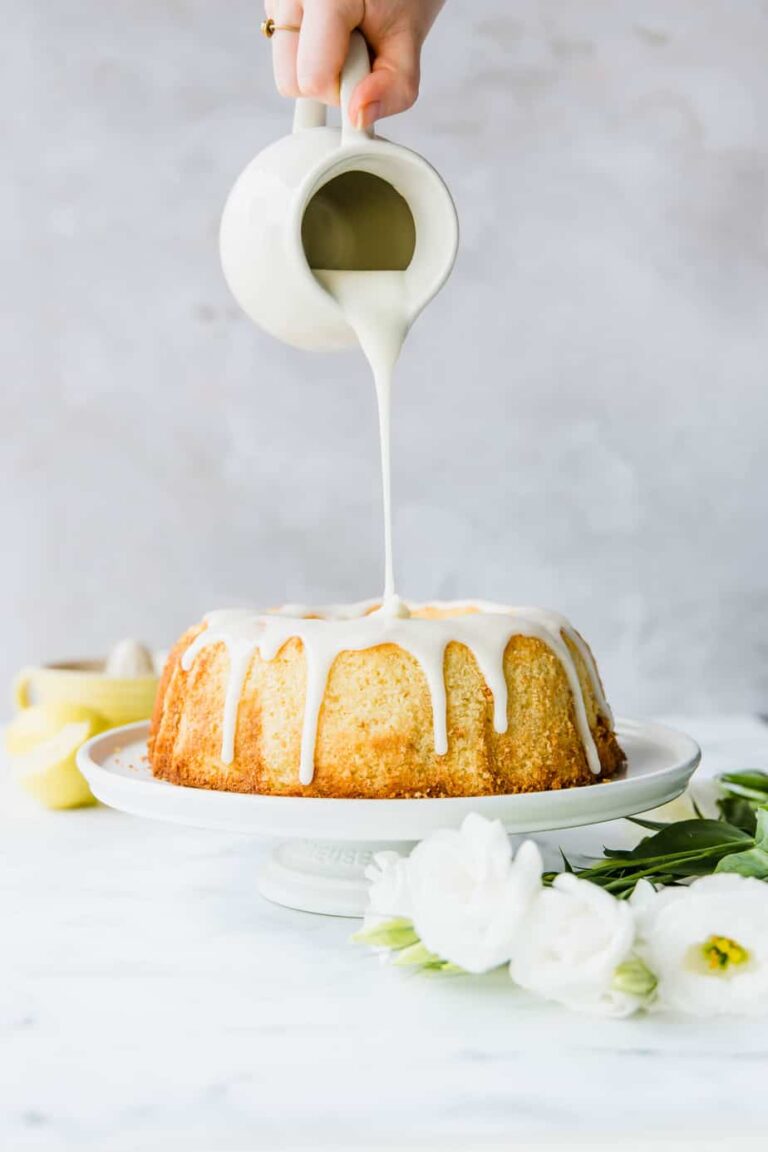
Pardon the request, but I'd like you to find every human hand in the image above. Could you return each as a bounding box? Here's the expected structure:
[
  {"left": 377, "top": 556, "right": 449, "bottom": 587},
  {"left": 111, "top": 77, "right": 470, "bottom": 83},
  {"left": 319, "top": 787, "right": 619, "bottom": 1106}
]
[{"left": 264, "top": 0, "right": 446, "bottom": 128}]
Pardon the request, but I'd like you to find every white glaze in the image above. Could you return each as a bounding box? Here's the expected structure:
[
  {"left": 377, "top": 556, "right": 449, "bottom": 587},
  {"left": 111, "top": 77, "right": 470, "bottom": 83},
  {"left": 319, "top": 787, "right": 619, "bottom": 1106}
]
[
  {"left": 181, "top": 602, "right": 609, "bottom": 785},
  {"left": 314, "top": 270, "right": 410, "bottom": 608}
]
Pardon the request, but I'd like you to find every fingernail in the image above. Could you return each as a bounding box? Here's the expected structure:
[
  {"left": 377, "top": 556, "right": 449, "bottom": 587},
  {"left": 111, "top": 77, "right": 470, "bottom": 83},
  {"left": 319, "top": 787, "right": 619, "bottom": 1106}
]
[{"left": 357, "top": 101, "right": 381, "bottom": 130}]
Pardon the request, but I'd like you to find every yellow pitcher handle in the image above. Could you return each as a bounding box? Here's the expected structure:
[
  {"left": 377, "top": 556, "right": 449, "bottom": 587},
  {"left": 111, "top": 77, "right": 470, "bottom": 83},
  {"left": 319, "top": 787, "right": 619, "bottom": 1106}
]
[{"left": 13, "top": 668, "right": 34, "bottom": 710}]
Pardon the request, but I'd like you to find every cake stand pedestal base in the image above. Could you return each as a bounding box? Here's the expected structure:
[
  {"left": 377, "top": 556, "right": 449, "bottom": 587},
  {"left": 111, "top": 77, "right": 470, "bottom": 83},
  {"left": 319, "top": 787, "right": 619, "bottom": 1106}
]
[{"left": 259, "top": 838, "right": 415, "bottom": 917}]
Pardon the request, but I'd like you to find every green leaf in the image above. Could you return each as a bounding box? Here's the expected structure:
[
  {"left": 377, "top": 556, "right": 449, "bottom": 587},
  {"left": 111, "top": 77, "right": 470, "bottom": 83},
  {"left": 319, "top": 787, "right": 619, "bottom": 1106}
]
[
  {"left": 559, "top": 849, "right": 574, "bottom": 873},
  {"left": 604, "top": 819, "right": 749, "bottom": 862},
  {"left": 717, "top": 796, "right": 757, "bottom": 835},
  {"left": 716, "top": 846, "right": 768, "bottom": 879},
  {"left": 754, "top": 808, "right": 768, "bottom": 848},
  {"left": 392, "top": 941, "right": 439, "bottom": 967},
  {"left": 551, "top": 790, "right": 768, "bottom": 896},
  {"left": 628, "top": 816, "right": 673, "bottom": 831},
  {"left": 419, "top": 961, "right": 466, "bottom": 975},
  {"left": 391, "top": 941, "right": 466, "bottom": 973},
  {"left": 718, "top": 771, "right": 768, "bottom": 804},
  {"left": 351, "top": 917, "right": 418, "bottom": 951},
  {"left": 720, "top": 770, "right": 768, "bottom": 797},
  {"left": 720, "top": 783, "right": 768, "bottom": 803},
  {"left": 715, "top": 812, "right": 768, "bottom": 878}
]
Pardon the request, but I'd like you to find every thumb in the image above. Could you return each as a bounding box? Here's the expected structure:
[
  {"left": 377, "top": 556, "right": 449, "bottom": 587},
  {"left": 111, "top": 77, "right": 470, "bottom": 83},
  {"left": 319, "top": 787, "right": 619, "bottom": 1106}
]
[{"left": 348, "top": 30, "right": 421, "bottom": 128}]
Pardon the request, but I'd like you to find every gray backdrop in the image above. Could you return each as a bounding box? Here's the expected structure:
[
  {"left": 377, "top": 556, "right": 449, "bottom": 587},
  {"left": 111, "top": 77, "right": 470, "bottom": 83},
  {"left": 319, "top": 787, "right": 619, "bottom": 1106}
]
[{"left": 3, "top": 0, "right": 768, "bottom": 714}]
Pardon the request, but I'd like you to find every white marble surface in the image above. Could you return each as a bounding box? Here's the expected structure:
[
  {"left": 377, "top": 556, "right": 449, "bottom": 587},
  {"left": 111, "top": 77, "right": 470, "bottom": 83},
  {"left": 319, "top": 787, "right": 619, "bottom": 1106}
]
[
  {"left": 3, "top": 1, "right": 768, "bottom": 715},
  {"left": 4, "top": 714, "right": 768, "bottom": 1151}
]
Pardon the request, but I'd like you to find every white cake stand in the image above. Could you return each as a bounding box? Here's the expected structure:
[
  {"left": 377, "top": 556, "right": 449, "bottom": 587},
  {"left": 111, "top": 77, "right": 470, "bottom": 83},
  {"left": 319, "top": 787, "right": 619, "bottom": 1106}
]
[{"left": 77, "top": 719, "right": 700, "bottom": 917}]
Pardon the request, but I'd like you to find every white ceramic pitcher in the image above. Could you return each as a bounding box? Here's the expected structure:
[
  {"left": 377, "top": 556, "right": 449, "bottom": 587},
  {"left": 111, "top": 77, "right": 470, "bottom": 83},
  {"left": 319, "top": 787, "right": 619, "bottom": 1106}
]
[{"left": 220, "top": 31, "right": 458, "bottom": 350}]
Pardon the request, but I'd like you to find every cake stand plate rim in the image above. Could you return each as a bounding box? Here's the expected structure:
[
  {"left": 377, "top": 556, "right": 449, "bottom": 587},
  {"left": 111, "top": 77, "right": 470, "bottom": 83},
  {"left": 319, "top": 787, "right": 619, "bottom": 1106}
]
[{"left": 77, "top": 718, "right": 701, "bottom": 840}]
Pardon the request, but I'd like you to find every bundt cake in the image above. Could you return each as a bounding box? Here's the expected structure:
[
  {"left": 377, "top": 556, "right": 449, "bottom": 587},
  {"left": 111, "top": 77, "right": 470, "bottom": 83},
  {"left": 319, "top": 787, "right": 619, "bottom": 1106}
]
[{"left": 149, "top": 601, "right": 625, "bottom": 798}]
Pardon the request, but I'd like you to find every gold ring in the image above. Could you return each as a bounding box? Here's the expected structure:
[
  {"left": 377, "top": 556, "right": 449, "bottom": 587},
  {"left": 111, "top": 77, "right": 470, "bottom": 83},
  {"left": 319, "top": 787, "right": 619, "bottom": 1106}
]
[{"left": 261, "top": 18, "right": 300, "bottom": 37}]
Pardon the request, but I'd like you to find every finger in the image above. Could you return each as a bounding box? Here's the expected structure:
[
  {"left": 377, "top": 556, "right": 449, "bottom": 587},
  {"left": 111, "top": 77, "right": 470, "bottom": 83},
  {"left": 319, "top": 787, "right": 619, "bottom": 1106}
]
[
  {"left": 297, "top": 0, "right": 362, "bottom": 106},
  {"left": 348, "top": 30, "right": 421, "bottom": 128},
  {"left": 270, "top": 0, "right": 303, "bottom": 97}
]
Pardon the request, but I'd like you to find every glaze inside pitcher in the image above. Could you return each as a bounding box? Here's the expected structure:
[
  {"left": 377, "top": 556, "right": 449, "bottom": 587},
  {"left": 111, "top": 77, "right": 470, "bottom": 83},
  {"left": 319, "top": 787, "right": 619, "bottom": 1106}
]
[{"left": 302, "top": 171, "right": 416, "bottom": 272}]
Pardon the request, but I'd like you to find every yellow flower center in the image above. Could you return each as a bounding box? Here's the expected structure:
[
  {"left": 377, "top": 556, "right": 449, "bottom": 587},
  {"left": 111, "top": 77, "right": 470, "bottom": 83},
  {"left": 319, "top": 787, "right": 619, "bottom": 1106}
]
[{"left": 701, "top": 934, "right": 749, "bottom": 972}]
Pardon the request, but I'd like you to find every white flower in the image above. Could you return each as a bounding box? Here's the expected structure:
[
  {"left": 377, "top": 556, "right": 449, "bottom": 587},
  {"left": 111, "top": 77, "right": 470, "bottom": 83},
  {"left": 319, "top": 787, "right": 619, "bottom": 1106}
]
[
  {"left": 633, "top": 873, "right": 768, "bottom": 1016},
  {"left": 407, "top": 814, "right": 542, "bottom": 974},
  {"left": 362, "top": 850, "right": 412, "bottom": 925},
  {"left": 509, "top": 873, "right": 644, "bottom": 1016}
]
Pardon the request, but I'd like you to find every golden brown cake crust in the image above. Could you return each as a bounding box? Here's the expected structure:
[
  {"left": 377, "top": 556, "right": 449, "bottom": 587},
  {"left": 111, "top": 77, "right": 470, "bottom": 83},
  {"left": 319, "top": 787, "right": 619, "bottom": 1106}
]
[{"left": 149, "top": 612, "right": 625, "bottom": 798}]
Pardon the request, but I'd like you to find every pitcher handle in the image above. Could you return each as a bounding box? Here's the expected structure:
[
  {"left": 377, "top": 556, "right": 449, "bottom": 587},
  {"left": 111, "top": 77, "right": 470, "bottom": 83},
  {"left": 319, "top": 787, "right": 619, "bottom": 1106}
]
[
  {"left": 291, "top": 31, "right": 373, "bottom": 142},
  {"left": 341, "top": 30, "right": 374, "bottom": 144},
  {"left": 293, "top": 97, "right": 327, "bottom": 133}
]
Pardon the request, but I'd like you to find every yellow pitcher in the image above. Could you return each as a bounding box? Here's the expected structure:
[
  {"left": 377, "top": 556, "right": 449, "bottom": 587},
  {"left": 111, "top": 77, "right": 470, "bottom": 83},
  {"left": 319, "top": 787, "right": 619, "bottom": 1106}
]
[{"left": 14, "top": 658, "right": 158, "bottom": 727}]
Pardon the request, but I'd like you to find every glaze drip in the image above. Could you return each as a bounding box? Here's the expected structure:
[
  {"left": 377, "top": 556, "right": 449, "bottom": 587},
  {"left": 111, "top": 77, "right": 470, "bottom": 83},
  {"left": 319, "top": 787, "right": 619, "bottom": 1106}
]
[
  {"left": 313, "top": 269, "right": 410, "bottom": 611},
  {"left": 180, "top": 602, "right": 610, "bottom": 785}
]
